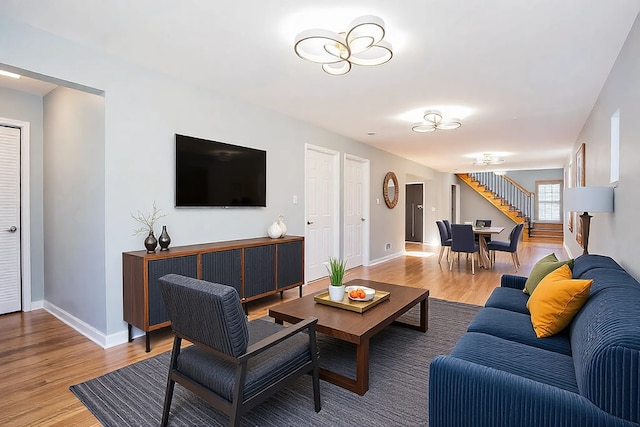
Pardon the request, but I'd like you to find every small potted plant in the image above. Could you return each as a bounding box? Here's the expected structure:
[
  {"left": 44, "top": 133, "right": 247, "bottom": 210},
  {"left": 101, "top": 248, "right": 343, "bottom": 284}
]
[{"left": 326, "top": 257, "right": 347, "bottom": 301}]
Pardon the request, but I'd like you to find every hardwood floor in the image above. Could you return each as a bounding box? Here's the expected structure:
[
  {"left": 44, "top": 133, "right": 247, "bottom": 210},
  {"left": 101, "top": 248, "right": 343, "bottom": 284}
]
[{"left": 1, "top": 240, "right": 564, "bottom": 426}]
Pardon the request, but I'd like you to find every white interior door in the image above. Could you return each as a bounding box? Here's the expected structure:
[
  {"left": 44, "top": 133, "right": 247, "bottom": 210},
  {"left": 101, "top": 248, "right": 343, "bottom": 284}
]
[
  {"left": 344, "top": 155, "right": 368, "bottom": 269},
  {"left": 0, "top": 125, "right": 22, "bottom": 314},
  {"left": 305, "top": 145, "right": 339, "bottom": 282}
]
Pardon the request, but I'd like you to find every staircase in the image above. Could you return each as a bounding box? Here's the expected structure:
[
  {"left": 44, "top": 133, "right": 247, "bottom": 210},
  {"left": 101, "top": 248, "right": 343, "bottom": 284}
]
[
  {"left": 457, "top": 172, "right": 530, "bottom": 223},
  {"left": 457, "top": 172, "right": 562, "bottom": 243},
  {"left": 528, "top": 222, "right": 563, "bottom": 242}
]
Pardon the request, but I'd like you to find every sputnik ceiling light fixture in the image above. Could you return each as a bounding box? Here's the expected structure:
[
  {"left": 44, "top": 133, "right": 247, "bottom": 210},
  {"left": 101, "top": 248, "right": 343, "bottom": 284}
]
[
  {"left": 294, "top": 15, "right": 393, "bottom": 76},
  {"left": 474, "top": 153, "right": 505, "bottom": 165},
  {"left": 411, "top": 110, "right": 462, "bottom": 132}
]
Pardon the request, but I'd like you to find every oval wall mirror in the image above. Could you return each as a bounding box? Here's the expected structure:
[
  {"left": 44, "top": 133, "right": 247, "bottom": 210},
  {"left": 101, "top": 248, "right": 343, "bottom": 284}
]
[{"left": 383, "top": 172, "right": 399, "bottom": 209}]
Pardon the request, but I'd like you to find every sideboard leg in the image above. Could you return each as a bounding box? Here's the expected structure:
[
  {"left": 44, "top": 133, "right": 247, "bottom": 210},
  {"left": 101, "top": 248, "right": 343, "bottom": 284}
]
[
  {"left": 128, "top": 324, "right": 133, "bottom": 342},
  {"left": 145, "top": 332, "right": 151, "bottom": 353},
  {"left": 299, "top": 285, "right": 303, "bottom": 298}
]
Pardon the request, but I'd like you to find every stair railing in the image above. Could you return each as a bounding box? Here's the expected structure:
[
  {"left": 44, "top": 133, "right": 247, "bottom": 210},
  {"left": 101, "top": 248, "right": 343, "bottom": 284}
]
[{"left": 468, "top": 172, "right": 534, "bottom": 231}]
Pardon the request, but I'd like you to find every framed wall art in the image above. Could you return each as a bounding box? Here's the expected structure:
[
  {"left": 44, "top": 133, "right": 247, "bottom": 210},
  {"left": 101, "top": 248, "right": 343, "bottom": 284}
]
[
  {"left": 575, "top": 143, "right": 585, "bottom": 245},
  {"left": 567, "top": 162, "right": 573, "bottom": 233}
]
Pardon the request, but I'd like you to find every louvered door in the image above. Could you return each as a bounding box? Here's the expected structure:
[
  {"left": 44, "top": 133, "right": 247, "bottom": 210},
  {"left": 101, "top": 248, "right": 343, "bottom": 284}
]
[{"left": 0, "top": 125, "right": 21, "bottom": 314}]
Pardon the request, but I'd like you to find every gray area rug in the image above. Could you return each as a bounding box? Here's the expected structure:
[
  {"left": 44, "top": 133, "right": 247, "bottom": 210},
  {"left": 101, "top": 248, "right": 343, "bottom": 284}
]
[{"left": 70, "top": 298, "right": 480, "bottom": 426}]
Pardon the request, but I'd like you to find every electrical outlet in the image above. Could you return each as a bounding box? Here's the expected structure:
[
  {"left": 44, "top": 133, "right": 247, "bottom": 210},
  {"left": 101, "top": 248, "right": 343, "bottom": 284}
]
[{"left": 385, "top": 243, "right": 391, "bottom": 250}]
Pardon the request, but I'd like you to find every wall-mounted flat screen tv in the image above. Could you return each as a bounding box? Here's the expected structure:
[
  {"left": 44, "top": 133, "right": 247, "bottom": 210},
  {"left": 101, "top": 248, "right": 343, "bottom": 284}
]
[{"left": 175, "top": 134, "right": 266, "bottom": 207}]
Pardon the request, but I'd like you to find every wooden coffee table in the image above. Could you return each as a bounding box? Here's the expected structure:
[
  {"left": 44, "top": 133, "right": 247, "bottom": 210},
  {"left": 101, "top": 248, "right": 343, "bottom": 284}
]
[{"left": 268, "top": 279, "right": 429, "bottom": 395}]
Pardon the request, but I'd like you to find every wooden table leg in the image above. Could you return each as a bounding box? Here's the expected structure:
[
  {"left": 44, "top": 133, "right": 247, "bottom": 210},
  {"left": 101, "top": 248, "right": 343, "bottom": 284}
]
[
  {"left": 419, "top": 297, "right": 428, "bottom": 332},
  {"left": 319, "top": 338, "right": 370, "bottom": 396},
  {"left": 393, "top": 296, "right": 429, "bottom": 332},
  {"left": 477, "top": 234, "right": 491, "bottom": 268},
  {"left": 354, "top": 339, "right": 370, "bottom": 395}
]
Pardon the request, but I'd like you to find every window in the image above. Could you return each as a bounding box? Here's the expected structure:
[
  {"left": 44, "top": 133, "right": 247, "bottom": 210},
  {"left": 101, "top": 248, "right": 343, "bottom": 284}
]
[
  {"left": 611, "top": 109, "right": 620, "bottom": 183},
  {"left": 536, "top": 180, "right": 562, "bottom": 222}
]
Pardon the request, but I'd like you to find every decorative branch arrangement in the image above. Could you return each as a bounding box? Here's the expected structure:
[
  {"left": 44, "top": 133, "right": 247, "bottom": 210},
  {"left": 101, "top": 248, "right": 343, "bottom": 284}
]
[{"left": 131, "top": 201, "right": 167, "bottom": 236}]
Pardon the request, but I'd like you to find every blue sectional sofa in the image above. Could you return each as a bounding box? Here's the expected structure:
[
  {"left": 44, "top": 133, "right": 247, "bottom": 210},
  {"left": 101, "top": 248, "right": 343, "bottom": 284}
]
[{"left": 429, "top": 254, "right": 640, "bottom": 427}]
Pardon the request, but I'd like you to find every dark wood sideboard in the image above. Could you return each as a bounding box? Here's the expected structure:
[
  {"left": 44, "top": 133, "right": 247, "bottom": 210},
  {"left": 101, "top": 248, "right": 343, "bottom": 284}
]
[{"left": 123, "top": 236, "right": 304, "bottom": 351}]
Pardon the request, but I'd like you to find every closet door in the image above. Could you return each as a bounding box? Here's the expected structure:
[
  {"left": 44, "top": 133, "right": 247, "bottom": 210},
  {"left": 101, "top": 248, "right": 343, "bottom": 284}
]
[{"left": 0, "top": 126, "right": 21, "bottom": 315}]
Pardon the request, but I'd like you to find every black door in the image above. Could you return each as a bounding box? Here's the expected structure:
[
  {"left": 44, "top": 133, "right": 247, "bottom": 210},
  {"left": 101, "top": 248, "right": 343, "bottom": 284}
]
[{"left": 405, "top": 183, "right": 424, "bottom": 242}]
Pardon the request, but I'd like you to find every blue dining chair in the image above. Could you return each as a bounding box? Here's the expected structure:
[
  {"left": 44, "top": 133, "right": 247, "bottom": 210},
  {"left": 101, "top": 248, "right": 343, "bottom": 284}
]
[
  {"left": 450, "top": 224, "right": 480, "bottom": 274},
  {"left": 436, "top": 221, "right": 451, "bottom": 263},
  {"left": 442, "top": 219, "right": 452, "bottom": 240},
  {"left": 486, "top": 223, "right": 525, "bottom": 272}
]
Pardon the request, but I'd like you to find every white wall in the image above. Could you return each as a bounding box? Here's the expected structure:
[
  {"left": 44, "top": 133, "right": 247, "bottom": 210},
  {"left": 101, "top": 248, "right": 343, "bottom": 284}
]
[
  {"left": 564, "top": 13, "right": 640, "bottom": 279},
  {"left": 43, "top": 87, "right": 106, "bottom": 330},
  {"left": 457, "top": 179, "right": 511, "bottom": 240},
  {"left": 507, "top": 169, "right": 564, "bottom": 193},
  {"left": 0, "top": 16, "right": 452, "bottom": 339}
]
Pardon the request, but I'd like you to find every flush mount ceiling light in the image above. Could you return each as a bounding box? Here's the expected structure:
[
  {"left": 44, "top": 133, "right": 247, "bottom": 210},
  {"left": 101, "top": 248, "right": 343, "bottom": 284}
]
[
  {"left": 0, "top": 69, "right": 21, "bottom": 79},
  {"left": 411, "top": 110, "right": 462, "bottom": 132},
  {"left": 294, "top": 15, "right": 393, "bottom": 76},
  {"left": 474, "top": 153, "right": 505, "bottom": 165}
]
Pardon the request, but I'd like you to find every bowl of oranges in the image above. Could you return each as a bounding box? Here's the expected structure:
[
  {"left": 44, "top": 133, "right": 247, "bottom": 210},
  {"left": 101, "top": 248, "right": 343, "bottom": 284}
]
[{"left": 345, "top": 285, "right": 376, "bottom": 301}]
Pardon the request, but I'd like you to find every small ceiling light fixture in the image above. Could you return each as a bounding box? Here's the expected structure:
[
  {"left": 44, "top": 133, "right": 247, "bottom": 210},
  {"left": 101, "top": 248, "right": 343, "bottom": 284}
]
[
  {"left": 294, "top": 15, "right": 393, "bottom": 76},
  {"left": 411, "top": 110, "right": 461, "bottom": 132},
  {"left": 474, "top": 153, "right": 505, "bottom": 166},
  {"left": 0, "top": 69, "right": 21, "bottom": 79}
]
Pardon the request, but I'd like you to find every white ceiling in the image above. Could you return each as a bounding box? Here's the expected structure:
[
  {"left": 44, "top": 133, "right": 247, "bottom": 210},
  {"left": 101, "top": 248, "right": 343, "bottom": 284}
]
[{"left": 2, "top": 1, "right": 639, "bottom": 173}]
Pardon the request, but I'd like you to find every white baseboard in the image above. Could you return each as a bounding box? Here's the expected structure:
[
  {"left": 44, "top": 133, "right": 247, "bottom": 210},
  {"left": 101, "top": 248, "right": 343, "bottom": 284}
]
[
  {"left": 43, "top": 301, "right": 130, "bottom": 349},
  {"left": 563, "top": 242, "right": 576, "bottom": 259},
  {"left": 29, "top": 300, "right": 44, "bottom": 310},
  {"left": 369, "top": 250, "right": 405, "bottom": 266}
]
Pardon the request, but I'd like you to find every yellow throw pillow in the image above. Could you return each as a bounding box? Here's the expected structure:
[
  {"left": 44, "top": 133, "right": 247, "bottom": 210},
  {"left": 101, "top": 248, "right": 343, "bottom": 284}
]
[{"left": 526, "top": 264, "right": 592, "bottom": 338}]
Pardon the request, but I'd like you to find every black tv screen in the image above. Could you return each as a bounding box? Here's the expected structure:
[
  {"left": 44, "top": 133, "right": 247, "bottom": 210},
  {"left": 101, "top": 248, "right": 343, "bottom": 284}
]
[{"left": 175, "top": 134, "right": 266, "bottom": 207}]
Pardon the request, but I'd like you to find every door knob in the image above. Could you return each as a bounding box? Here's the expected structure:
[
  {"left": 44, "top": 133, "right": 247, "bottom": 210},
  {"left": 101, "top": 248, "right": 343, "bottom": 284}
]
[
  {"left": 361, "top": 218, "right": 365, "bottom": 222},
  {"left": 7, "top": 226, "right": 17, "bottom": 233},
  {"left": 307, "top": 220, "right": 314, "bottom": 225}
]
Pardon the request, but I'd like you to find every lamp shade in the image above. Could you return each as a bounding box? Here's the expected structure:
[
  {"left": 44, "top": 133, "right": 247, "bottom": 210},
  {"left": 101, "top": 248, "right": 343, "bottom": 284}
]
[{"left": 563, "top": 186, "right": 614, "bottom": 213}]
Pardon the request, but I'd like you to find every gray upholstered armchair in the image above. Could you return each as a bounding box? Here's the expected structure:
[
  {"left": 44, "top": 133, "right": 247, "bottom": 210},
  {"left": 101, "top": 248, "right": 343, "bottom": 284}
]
[{"left": 158, "top": 274, "right": 321, "bottom": 427}]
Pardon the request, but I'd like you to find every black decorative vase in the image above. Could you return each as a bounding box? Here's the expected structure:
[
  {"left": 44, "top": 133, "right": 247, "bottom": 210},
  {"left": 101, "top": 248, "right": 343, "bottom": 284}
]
[
  {"left": 144, "top": 231, "right": 158, "bottom": 253},
  {"left": 158, "top": 225, "right": 171, "bottom": 251}
]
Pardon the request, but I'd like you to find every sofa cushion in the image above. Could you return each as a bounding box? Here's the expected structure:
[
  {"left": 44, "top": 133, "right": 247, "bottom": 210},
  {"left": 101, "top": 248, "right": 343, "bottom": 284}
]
[
  {"left": 580, "top": 267, "right": 640, "bottom": 297},
  {"left": 524, "top": 253, "right": 574, "bottom": 295},
  {"left": 527, "top": 264, "right": 592, "bottom": 338},
  {"left": 572, "top": 253, "right": 625, "bottom": 278},
  {"left": 484, "top": 287, "right": 530, "bottom": 314},
  {"left": 468, "top": 307, "right": 571, "bottom": 355},
  {"left": 450, "top": 332, "right": 579, "bottom": 393}
]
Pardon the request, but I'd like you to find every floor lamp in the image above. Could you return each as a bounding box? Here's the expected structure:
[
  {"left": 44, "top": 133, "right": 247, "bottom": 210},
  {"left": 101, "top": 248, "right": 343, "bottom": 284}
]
[{"left": 563, "top": 186, "right": 614, "bottom": 255}]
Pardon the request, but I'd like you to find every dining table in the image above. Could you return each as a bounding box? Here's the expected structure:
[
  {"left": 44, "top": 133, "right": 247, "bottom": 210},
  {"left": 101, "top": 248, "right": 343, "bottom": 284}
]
[{"left": 473, "top": 226, "right": 505, "bottom": 268}]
